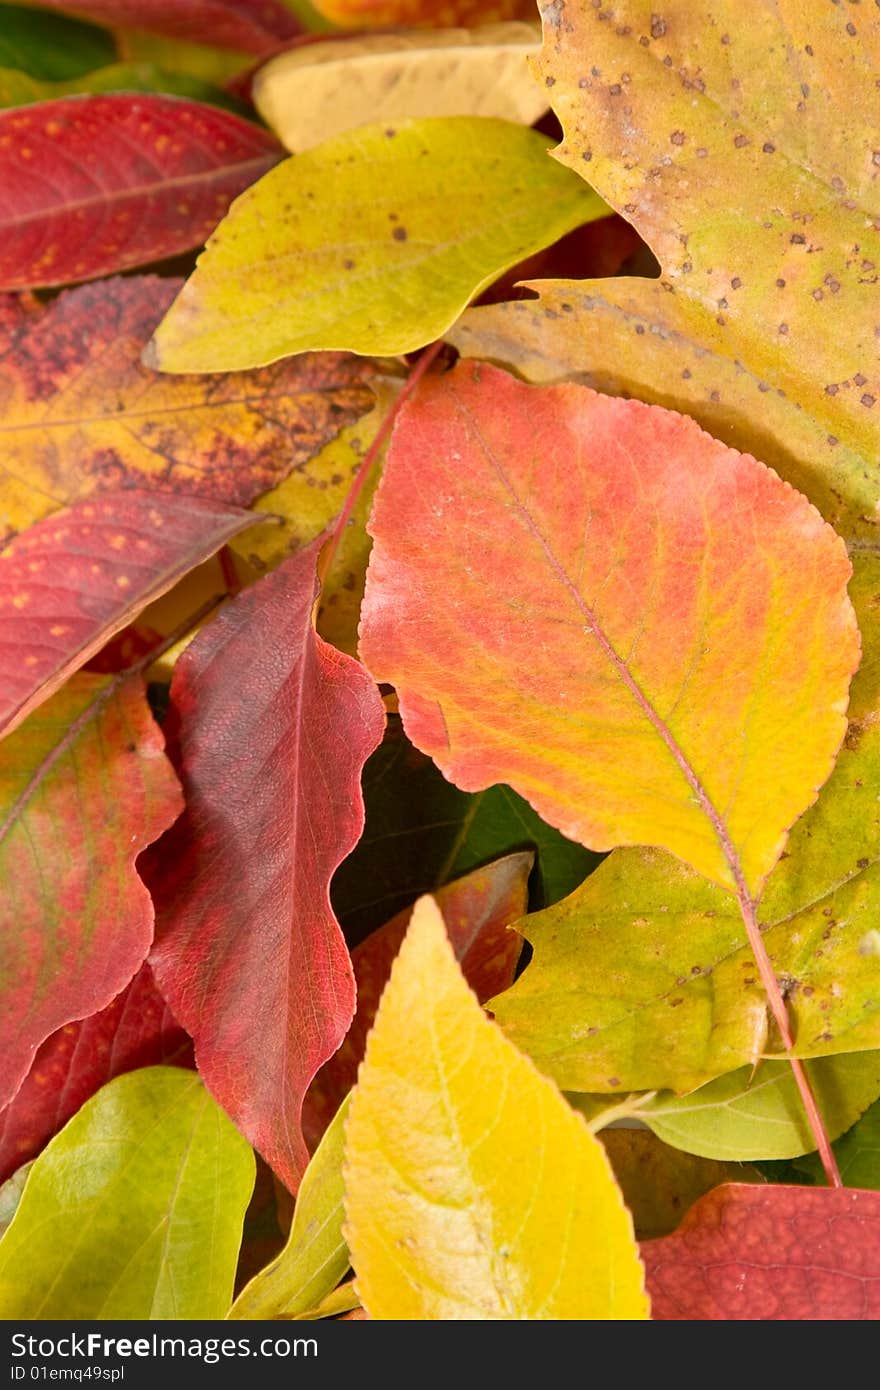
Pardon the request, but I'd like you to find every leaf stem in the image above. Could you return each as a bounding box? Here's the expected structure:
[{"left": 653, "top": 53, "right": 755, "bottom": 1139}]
[
  {"left": 316, "top": 341, "right": 445, "bottom": 589},
  {"left": 735, "top": 885, "right": 841, "bottom": 1187}
]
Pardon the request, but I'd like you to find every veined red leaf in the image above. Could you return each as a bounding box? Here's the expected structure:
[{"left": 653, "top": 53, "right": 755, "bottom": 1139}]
[
  {"left": 303, "top": 851, "right": 530, "bottom": 1148},
  {"left": 21, "top": 0, "right": 303, "bottom": 53},
  {"left": 0, "top": 95, "right": 282, "bottom": 290},
  {"left": 0, "top": 673, "right": 182, "bottom": 1109},
  {"left": 0, "top": 963, "right": 191, "bottom": 1184},
  {"left": 360, "top": 362, "right": 858, "bottom": 897},
  {"left": 0, "top": 489, "right": 260, "bottom": 740},
  {"left": 0, "top": 277, "right": 376, "bottom": 543},
  {"left": 149, "top": 538, "right": 385, "bottom": 1190},
  {"left": 643, "top": 1185, "right": 880, "bottom": 1320}
]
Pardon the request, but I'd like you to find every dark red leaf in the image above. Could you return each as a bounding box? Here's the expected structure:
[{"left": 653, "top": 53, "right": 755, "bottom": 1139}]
[
  {"left": 0, "top": 489, "right": 259, "bottom": 740},
  {"left": 643, "top": 1184, "right": 880, "bottom": 1320},
  {"left": 36, "top": 0, "right": 303, "bottom": 53},
  {"left": 0, "top": 95, "right": 282, "bottom": 290},
  {"left": 149, "top": 538, "right": 385, "bottom": 1190},
  {"left": 0, "top": 963, "right": 192, "bottom": 1184}
]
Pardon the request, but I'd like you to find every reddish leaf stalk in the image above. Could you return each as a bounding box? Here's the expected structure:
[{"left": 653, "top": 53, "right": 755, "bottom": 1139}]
[{"left": 316, "top": 341, "right": 444, "bottom": 589}]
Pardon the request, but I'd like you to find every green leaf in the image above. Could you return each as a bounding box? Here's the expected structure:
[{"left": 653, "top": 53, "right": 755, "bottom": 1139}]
[
  {"left": 0, "top": 61, "right": 247, "bottom": 112},
  {"left": 795, "top": 1096, "right": 880, "bottom": 1189},
  {"left": 332, "top": 715, "right": 598, "bottom": 944},
  {"left": 229, "top": 1098, "right": 350, "bottom": 1321},
  {"left": 0, "top": 1164, "right": 30, "bottom": 1239},
  {"left": 147, "top": 117, "right": 608, "bottom": 369},
  {"left": 0, "top": 4, "right": 115, "bottom": 79},
  {"left": 635, "top": 1053, "right": 880, "bottom": 1163},
  {"left": 0, "top": 1068, "right": 255, "bottom": 1319}
]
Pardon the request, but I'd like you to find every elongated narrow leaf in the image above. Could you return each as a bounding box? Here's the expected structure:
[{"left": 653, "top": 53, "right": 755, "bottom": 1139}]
[
  {"left": 230, "top": 1098, "right": 350, "bottom": 1321},
  {"left": 147, "top": 119, "right": 607, "bottom": 368},
  {"left": 304, "top": 852, "right": 530, "bottom": 1146},
  {"left": 0, "top": 95, "right": 282, "bottom": 290},
  {"left": 0, "top": 964, "right": 191, "bottom": 1184},
  {"left": 522, "top": 0, "right": 880, "bottom": 548},
  {"left": 253, "top": 25, "right": 546, "bottom": 153},
  {"left": 360, "top": 362, "right": 858, "bottom": 897},
  {"left": 0, "top": 62, "right": 249, "bottom": 112},
  {"left": 0, "top": 673, "right": 181, "bottom": 1108},
  {"left": 0, "top": 490, "right": 258, "bottom": 739},
  {"left": 0, "top": 4, "right": 114, "bottom": 78},
  {"left": 149, "top": 539, "right": 385, "bottom": 1190},
  {"left": 643, "top": 1185, "right": 880, "bottom": 1321},
  {"left": 343, "top": 896, "right": 649, "bottom": 1320},
  {"left": 492, "top": 554, "right": 880, "bottom": 1090},
  {"left": 0, "top": 1068, "right": 254, "bottom": 1319},
  {"left": 0, "top": 278, "right": 375, "bottom": 542},
  {"left": 3, "top": 0, "right": 301, "bottom": 55}
]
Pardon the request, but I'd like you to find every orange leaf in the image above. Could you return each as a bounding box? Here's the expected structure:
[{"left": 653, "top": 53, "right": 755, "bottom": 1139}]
[{"left": 360, "top": 361, "right": 859, "bottom": 896}]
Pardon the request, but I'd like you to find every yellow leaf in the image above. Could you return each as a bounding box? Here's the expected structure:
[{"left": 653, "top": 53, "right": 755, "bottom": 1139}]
[
  {"left": 343, "top": 896, "right": 649, "bottom": 1320},
  {"left": 253, "top": 24, "right": 547, "bottom": 153}
]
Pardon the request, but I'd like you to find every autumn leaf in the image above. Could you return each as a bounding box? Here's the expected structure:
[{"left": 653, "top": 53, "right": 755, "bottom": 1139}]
[
  {"left": 0, "top": 61, "right": 249, "bottom": 112},
  {"left": 252, "top": 24, "right": 546, "bottom": 153},
  {"left": 490, "top": 553, "right": 880, "bottom": 1091},
  {"left": 230, "top": 1097, "right": 351, "bottom": 1321},
  {"left": 643, "top": 1185, "right": 880, "bottom": 1320},
  {"left": 0, "top": 490, "right": 262, "bottom": 739},
  {"left": 501, "top": 0, "right": 880, "bottom": 548},
  {"left": 0, "top": 673, "right": 181, "bottom": 1110},
  {"left": 360, "top": 361, "right": 858, "bottom": 897},
  {"left": 0, "top": 4, "right": 114, "bottom": 78},
  {"left": 0, "top": 95, "right": 283, "bottom": 290},
  {"left": 149, "top": 538, "right": 385, "bottom": 1191},
  {"left": 0, "top": 964, "right": 191, "bottom": 1184},
  {"left": 303, "top": 851, "right": 530, "bottom": 1147},
  {"left": 0, "top": 1068, "right": 254, "bottom": 1319},
  {"left": 343, "top": 895, "right": 649, "bottom": 1320},
  {"left": 7, "top": 0, "right": 302, "bottom": 54},
  {"left": 0, "top": 277, "right": 376, "bottom": 541},
  {"left": 310, "top": 0, "right": 535, "bottom": 28},
  {"left": 147, "top": 119, "right": 607, "bottom": 368}
]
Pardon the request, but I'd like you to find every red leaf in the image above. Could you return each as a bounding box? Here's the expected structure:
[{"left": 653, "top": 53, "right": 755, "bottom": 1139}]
[
  {"left": 302, "top": 851, "right": 530, "bottom": 1149},
  {"left": 149, "top": 538, "right": 385, "bottom": 1190},
  {"left": 0, "top": 963, "right": 192, "bottom": 1184},
  {"left": 0, "top": 673, "right": 182, "bottom": 1109},
  {"left": 0, "top": 489, "right": 259, "bottom": 740},
  {"left": 642, "top": 1184, "right": 880, "bottom": 1320},
  {"left": 0, "top": 96, "right": 282, "bottom": 290},
  {"left": 38, "top": 0, "right": 303, "bottom": 53}
]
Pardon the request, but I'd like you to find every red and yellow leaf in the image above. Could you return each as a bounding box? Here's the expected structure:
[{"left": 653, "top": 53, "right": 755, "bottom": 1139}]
[
  {"left": 643, "top": 1185, "right": 880, "bottom": 1320},
  {"left": 0, "top": 674, "right": 182, "bottom": 1110},
  {"left": 302, "top": 851, "right": 530, "bottom": 1147},
  {"left": 0, "top": 278, "right": 376, "bottom": 542},
  {"left": 0, "top": 489, "right": 260, "bottom": 740},
  {"left": 360, "top": 361, "right": 858, "bottom": 897},
  {"left": 149, "top": 538, "right": 385, "bottom": 1190},
  {"left": 310, "top": 0, "right": 535, "bottom": 28},
  {"left": 0, "top": 95, "right": 282, "bottom": 290},
  {"left": 0, "top": 964, "right": 191, "bottom": 1184},
  {"left": 18, "top": 0, "right": 302, "bottom": 53}
]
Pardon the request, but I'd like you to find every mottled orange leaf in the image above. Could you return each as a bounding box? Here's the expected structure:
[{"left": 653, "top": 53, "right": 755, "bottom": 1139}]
[
  {"left": 0, "top": 674, "right": 182, "bottom": 1110},
  {"left": 310, "top": 0, "right": 535, "bottom": 30},
  {"left": 0, "top": 490, "right": 259, "bottom": 740},
  {"left": 360, "top": 361, "right": 858, "bottom": 897},
  {"left": 0, "top": 277, "right": 376, "bottom": 542},
  {"left": 302, "top": 851, "right": 530, "bottom": 1148}
]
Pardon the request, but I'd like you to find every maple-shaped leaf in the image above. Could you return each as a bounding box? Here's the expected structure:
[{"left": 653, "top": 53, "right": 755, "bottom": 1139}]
[
  {"left": 253, "top": 25, "right": 547, "bottom": 154},
  {"left": 149, "top": 538, "right": 385, "bottom": 1191},
  {"left": 642, "top": 1185, "right": 880, "bottom": 1320},
  {"left": 0, "top": 489, "right": 260, "bottom": 739},
  {"left": 491, "top": 551, "right": 880, "bottom": 1090},
  {"left": 481, "top": 1, "right": 880, "bottom": 548},
  {"left": 0, "top": 673, "right": 182, "bottom": 1110},
  {"left": 303, "top": 852, "right": 530, "bottom": 1148},
  {"left": 0, "top": 278, "right": 375, "bottom": 543},
  {"left": 0, "top": 1068, "right": 254, "bottom": 1319},
  {"left": 360, "top": 362, "right": 858, "bottom": 898},
  {"left": 14, "top": 0, "right": 303, "bottom": 52},
  {"left": 0, "top": 95, "right": 282, "bottom": 290},
  {"left": 0, "top": 964, "right": 191, "bottom": 1184},
  {"left": 343, "top": 896, "right": 649, "bottom": 1320}
]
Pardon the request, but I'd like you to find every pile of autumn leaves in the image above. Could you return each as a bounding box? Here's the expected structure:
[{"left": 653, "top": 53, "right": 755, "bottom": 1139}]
[{"left": 0, "top": 0, "right": 879, "bottom": 1323}]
